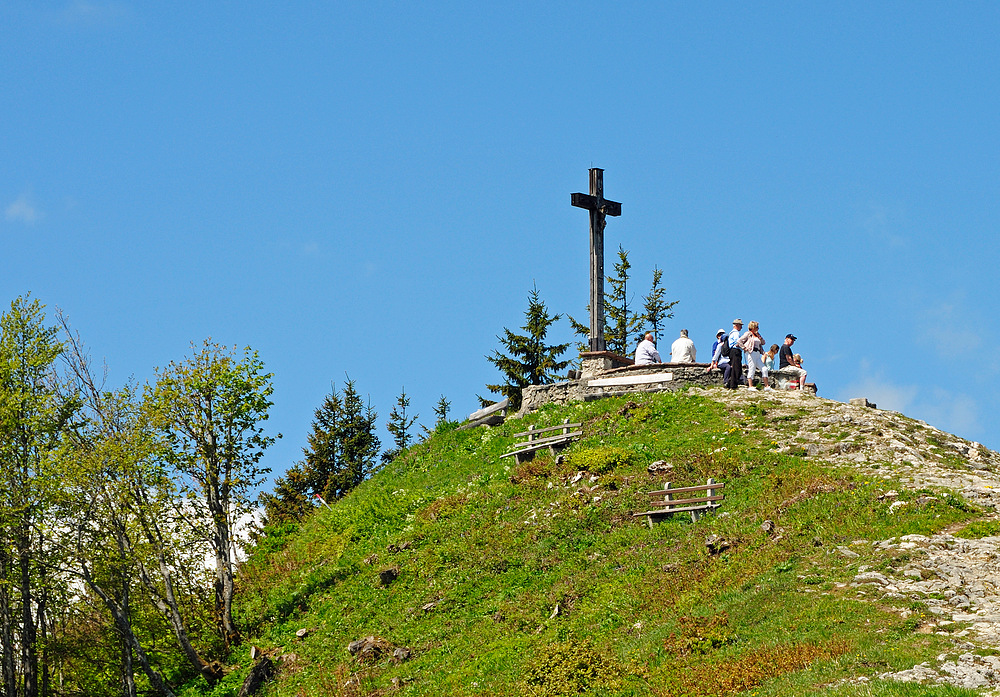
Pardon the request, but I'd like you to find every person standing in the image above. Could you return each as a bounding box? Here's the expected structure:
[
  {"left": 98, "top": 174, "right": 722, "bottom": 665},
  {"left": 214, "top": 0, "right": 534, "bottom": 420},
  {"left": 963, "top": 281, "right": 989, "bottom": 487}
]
[
  {"left": 670, "top": 329, "right": 697, "bottom": 363},
  {"left": 727, "top": 319, "right": 744, "bottom": 389},
  {"left": 739, "top": 321, "right": 771, "bottom": 388}
]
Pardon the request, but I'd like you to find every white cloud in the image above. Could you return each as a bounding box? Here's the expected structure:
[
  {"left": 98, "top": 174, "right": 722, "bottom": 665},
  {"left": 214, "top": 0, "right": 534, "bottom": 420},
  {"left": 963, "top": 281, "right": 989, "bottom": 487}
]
[
  {"left": 57, "top": 1, "right": 131, "bottom": 27},
  {"left": 5, "top": 194, "right": 41, "bottom": 224},
  {"left": 917, "top": 293, "right": 984, "bottom": 364},
  {"left": 839, "top": 370, "right": 981, "bottom": 441},
  {"left": 840, "top": 374, "right": 917, "bottom": 414},
  {"left": 860, "top": 201, "right": 906, "bottom": 247}
]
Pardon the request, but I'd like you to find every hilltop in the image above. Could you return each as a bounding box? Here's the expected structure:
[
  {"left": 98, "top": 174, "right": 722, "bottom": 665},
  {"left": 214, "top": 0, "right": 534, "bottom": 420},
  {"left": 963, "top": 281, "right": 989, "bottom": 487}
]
[{"left": 210, "top": 388, "right": 1000, "bottom": 697}]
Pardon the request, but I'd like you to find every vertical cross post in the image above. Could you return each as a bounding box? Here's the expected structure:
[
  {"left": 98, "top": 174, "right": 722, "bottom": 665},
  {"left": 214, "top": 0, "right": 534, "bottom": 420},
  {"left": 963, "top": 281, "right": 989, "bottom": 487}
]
[{"left": 572, "top": 169, "right": 622, "bottom": 352}]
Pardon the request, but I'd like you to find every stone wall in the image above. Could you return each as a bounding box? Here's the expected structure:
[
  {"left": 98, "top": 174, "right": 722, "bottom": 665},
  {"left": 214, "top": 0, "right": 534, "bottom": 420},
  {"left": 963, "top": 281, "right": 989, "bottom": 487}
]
[{"left": 519, "top": 362, "right": 724, "bottom": 415}]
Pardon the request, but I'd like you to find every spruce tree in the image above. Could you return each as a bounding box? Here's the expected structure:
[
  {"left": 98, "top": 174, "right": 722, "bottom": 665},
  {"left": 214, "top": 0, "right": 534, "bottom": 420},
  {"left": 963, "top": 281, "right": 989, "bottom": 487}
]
[
  {"left": 385, "top": 388, "right": 418, "bottom": 456},
  {"left": 605, "top": 245, "right": 643, "bottom": 355},
  {"left": 262, "top": 378, "right": 379, "bottom": 523},
  {"left": 433, "top": 395, "right": 451, "bottom": 425},
  {"left": 486, "top": 285, "right": 569, "bottom": 410},
  {"left": 641, "top": 266, "right": 678, "bottom": 343}
]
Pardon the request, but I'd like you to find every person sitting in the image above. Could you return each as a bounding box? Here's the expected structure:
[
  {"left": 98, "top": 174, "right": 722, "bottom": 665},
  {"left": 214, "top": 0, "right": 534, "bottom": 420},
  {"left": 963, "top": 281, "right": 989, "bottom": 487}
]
[
  {"left": 764, "top": 344, "right": 780, "bottom": 374},
  {"left": 634, "top": 332, "right": 662, "bottom": 365},
  {"left": 670, "top": 329, "right": 697, "bottom": 363},
  {"left": 779, "top": 334, "right": 808, "bottom": 390},
  {"left": 738, "top": 321, "right": 771, "bottom": 389},
  {"left": 706, "top": 328, "right": 732, "bottom": 385}
]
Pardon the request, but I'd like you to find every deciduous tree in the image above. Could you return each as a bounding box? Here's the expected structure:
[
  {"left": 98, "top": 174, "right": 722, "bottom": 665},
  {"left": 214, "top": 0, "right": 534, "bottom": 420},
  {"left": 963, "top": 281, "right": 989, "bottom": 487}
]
[
  {"left": 0, "top": 295, "right": 78, "bottom": 697},
  {"left": 144, "top": 341, "right": 277, "bottom": 651}
]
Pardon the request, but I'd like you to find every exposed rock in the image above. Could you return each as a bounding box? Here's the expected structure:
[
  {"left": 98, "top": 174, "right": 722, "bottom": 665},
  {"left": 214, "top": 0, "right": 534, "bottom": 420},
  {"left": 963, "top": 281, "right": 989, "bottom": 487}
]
[
  {"left": 238, "top": 656, "right": 276, "bottom": 697},
  {"left": 379, "top": 567, "right": 400, "bottom": 585},
  {"left": 705, "top": 534, "right": 732, "bottom": 555},
  {"left": 647, "top": 460, "right": 673, "bottom": 474},
  {"left": 347, "top": 635, "right": 394, "bottom": 663}
]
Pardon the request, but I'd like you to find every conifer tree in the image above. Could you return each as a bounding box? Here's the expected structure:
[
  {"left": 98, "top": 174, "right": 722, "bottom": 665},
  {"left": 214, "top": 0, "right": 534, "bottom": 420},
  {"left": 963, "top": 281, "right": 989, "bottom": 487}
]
[
  {"left": 570, "top": 252, "right": 678, "bottom": 356},
  {"left": 641, "top": 266, "right": 678, "bottom": 343},
  {"left": 605, "top": 245, "right": 643, "bottom": 355},
  {"left": 433, "top": 395, "right": 451, "bottom": 425},
  {"left": 331, "top": 380, "right": 381, "bottom": 496},
  {"left": 386, "top": 388, "right": 418, "bottom": 456},
  {"left": 486, "top": 286, "right": 569, "bottom": 410},
  {"left": 262, "top": 378, "right": 379, "bottom": 522}
]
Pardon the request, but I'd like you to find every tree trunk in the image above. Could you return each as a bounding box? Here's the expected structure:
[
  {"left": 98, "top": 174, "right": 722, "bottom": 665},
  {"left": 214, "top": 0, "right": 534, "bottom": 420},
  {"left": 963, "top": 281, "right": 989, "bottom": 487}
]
[
  {"left": 0, "top": 545, "right": 17, "bottom": 697},
  {"left": 118, "top": 570, "right": 137, "bottom": 697},
  {"left": 133, "top": 486, "right": 225, "bottom": 684},
  {"left": 19, "top": 530, "right": 38, "bottom": 697},
  {"left": 80, "top": 564, "right": 176, "bottom": 697}
]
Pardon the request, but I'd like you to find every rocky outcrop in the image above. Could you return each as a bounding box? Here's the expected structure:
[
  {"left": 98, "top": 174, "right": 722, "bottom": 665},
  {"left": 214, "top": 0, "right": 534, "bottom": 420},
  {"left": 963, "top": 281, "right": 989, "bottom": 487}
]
[{"left": 686, "top": 387, "right": 1000, "bottom": 692}]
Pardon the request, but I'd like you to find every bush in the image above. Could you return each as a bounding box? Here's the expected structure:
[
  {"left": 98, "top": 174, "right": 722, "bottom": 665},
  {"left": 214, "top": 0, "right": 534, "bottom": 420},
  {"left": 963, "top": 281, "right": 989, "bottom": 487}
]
[
  {"left": 564, "top": 446, "right": 634, "bottom": 474},
  {"left": 519, "top": 638, "right": 645, "bottom": 696}
]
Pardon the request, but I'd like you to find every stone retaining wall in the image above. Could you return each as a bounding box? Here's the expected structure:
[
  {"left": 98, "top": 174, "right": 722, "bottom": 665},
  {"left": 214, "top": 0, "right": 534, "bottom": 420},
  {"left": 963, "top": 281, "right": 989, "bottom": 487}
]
[{"left": 519, "top": 363, "right": 724, "bottom": 415}]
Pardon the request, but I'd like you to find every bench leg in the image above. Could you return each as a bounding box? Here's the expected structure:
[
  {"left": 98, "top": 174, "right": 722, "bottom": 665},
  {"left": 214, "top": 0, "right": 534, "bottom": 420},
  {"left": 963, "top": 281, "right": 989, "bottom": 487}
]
[{"left": 647, "top": 513, "right": 667, "bottom": 529}]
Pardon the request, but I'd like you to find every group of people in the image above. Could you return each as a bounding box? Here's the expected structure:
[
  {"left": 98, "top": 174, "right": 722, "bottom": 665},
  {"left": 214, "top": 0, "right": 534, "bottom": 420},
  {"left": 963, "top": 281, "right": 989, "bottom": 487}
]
[{"left": 633, "top": 319, "right": 808, "bottom": 391}]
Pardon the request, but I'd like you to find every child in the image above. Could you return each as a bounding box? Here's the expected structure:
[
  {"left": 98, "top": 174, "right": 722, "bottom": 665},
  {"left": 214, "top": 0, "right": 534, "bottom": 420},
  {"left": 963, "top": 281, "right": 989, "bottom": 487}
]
[{"left": 764, "top": 344, "right": 780, "bottom": 374}]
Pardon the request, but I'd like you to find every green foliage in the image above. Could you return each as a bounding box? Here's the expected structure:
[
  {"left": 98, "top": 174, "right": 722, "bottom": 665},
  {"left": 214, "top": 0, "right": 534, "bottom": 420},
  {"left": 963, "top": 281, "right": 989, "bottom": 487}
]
[
  {"left": 640, "top": 266, "right": 678, "bottom": 343},
  {"left": 195, "top": 391, "right": 995, "bottom": 696},
  {"left": 386, "top": 387, "right": 418, "bottom": 453},
  {"left": 486, "top": 286, "right": 570, "bottom": 410},
  {"left": 519, "top": 637, "right": 646, "bottom": 696},
  {"left": 605, "top": 245, "right": 642, "bottom": 355},
  {"left": 0, "top": 295, "right": 80, "bottom": 696},
  {"left": 145, "top": 340, "right": 278, "bottom": 649},
  {"left": 569, "top": 252, "right": 678, "bottom": 355},
  {"left": 564, "top": 445, "right": 635, "bottom": 473},
  {"left": 434, "top": 394, "right": 451, "bottom": 424},
  {"left": 263, "top": 379, "right": 380, "bottom": 523},
  {"left": 954, "top": 519, "right": 1000, "bottom": 538}
]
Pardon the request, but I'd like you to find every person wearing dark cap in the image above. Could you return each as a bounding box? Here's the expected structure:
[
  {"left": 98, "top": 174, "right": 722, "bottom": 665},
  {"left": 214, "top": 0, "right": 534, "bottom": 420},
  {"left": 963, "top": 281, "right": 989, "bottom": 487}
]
[
  {"left": 726, "top": 319, "right": 744, "bottom": 389},
  {"left": 779, "top": 334, "right": 807, "bottom": 390}
]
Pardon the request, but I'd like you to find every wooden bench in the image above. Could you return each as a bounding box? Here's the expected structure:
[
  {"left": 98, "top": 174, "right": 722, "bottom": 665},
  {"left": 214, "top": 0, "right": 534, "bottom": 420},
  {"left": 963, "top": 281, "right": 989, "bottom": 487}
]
[
  {"left": 500, "top": 419, "right": 582, "bottom": 464},
  {"left": 633, "top": 478, "right": 725, "bottom": 527}
]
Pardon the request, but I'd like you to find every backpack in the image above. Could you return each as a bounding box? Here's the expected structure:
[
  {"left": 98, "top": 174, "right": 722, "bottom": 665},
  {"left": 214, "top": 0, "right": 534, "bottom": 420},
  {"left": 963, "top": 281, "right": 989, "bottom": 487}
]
[{"left": 716, "top": 336, "right": 730, "bottom": 358}]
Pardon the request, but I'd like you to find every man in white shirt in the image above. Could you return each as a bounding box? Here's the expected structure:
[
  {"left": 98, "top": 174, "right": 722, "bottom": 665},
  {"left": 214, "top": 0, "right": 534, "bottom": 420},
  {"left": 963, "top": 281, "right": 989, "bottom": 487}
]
[
  {"left": 727, "top": 318, "right": 744, "bottom": 389},
  {"left": 634, "top": 332, "right": 662, "bottom": 365},
  {"left": 670, "top": 329, "right": 697, "bottom": 363}
]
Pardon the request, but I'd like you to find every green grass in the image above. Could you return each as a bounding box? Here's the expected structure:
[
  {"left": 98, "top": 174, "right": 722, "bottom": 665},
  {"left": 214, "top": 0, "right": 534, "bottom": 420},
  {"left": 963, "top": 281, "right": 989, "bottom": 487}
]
[{"left": 188, "top": 391, "right": 993, "bottom": 697}]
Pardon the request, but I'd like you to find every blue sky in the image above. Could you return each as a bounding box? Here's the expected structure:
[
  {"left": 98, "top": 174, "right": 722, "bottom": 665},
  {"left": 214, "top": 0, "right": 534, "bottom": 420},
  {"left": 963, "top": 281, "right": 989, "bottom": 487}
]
[{"left": 3, "top": 2, "right": 999, "bottom": 478}]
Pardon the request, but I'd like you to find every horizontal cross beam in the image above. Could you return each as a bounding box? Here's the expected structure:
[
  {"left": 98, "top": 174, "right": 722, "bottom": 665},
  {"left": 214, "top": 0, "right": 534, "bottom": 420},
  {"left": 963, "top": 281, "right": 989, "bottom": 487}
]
[{"left": 571, "top": 192, "right": 622, "bottom": 217}]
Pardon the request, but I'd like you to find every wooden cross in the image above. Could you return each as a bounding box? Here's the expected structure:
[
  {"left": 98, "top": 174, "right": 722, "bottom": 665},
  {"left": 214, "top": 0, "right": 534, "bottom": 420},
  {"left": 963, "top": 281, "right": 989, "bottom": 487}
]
[{"left": 571, "top": 168, "right": 622, "bottom": 352}]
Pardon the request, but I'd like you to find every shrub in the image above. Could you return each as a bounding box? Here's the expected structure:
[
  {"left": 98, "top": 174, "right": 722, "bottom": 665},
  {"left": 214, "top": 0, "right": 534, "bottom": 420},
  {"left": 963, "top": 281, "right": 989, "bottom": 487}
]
[
  {"left": 519, "top": 638, "right": 645, "bottom": 696},
  {"left": 564, "top": 446, "right": 634, "bottom": 474}
]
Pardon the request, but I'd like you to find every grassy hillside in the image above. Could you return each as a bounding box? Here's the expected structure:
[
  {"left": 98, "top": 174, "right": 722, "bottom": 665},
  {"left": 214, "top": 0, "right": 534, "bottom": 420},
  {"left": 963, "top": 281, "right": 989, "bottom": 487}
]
[{"left": 195, "top": 390, "right": 994, "bottom": 697}]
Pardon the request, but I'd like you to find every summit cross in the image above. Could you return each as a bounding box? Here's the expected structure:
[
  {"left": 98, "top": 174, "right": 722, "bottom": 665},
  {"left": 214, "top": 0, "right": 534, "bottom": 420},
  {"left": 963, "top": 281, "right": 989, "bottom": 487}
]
[{"left": 571, "top": 168, "right": 622, "bottom": 352}]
